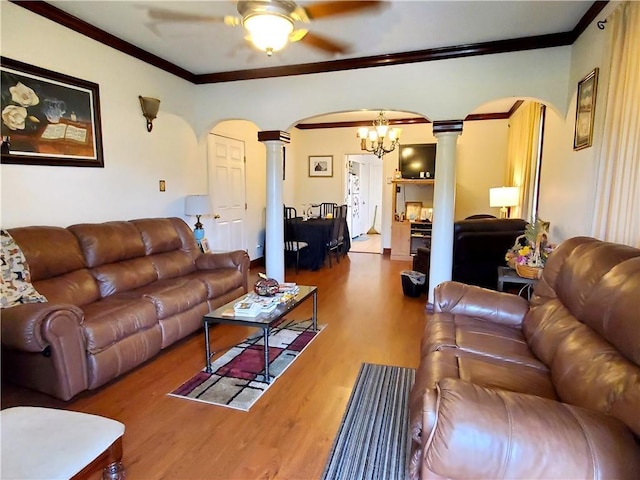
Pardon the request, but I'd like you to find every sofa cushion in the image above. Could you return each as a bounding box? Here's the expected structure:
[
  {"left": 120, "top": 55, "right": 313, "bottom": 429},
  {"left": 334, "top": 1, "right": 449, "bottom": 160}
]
[
  {"left": 551, "top": 321, "right": 640, "bottom": 437},
  {"left": 8, "top": 226, "right": 86, "bottom": 281},
  {"left": 69, "top": 222, "right": 146, "bottom": 268},
  {"left": 580, "top": 256, "right": 640, "bottom": 365},
  {"left": 147, "top": 250, "right": 196, "bottom": 280},
  {"left": 91, "top": 257, "right": 157, "bottom": 298},
  {"left": 186, "top": 268, "right": 245, "bottom": 299},
  {"left": 424, "top": 313, "right": 547, "bottom": 370},
  {"left": 555, "top": 240, "right": 640, "bottom": 322},
  {"left": 131, "top": 218, "right": 182, "bottom": 255},
  {"left": 81, "top": 297, "right": 158, "bottom": 353},
  {"left": 35, "top": 269, "right": 101, "bottom": 307},
  {"left": 123, "top": 278, "right": 208, "bottom": 319}
]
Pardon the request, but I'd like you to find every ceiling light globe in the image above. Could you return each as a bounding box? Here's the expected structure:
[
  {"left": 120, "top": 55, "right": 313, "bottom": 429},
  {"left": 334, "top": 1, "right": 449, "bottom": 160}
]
[{"left": 244, "top": 13, "right": 293, "bottom": 53}]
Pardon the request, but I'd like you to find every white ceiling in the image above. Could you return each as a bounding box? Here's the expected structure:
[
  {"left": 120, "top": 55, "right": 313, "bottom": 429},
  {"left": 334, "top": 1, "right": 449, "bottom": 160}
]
[{"left": 48, "top": 0, "right": 595, "bottom": 76}]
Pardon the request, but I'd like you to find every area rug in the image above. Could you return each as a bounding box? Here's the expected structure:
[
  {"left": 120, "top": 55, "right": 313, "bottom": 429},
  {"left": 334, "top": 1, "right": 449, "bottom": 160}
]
[
  {"left": 322, "top": 363, "right": 415, "bottom": 480},
  {"left": 169, "top": 318, "right": 324, "bottom": 411}
]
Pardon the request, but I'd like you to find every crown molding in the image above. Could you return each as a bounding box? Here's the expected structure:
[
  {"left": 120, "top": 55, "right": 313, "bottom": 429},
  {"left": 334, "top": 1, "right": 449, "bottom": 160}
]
[{"left": 12, "top": 1, "right": 607, "bottom": 85}]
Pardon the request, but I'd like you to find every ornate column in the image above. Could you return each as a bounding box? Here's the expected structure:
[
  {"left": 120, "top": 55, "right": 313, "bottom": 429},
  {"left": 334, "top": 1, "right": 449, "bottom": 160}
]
[
  {"left": 428, "top": 121, "right": 463, "bottom": 304},
  {"left": 258, "top": 130, "right": 290, "bottom": 282}
]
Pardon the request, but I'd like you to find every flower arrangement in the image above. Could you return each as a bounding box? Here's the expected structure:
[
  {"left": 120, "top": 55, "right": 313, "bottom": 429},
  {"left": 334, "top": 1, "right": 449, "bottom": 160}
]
[{"left": 505, "top": 218, "right": 555, "bottom": 277}]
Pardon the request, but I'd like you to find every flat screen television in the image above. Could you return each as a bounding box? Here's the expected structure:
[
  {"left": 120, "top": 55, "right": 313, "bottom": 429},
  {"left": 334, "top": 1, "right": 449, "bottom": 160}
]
[{"left": 399, "top": 143, "right": 437, "bottom": 179}]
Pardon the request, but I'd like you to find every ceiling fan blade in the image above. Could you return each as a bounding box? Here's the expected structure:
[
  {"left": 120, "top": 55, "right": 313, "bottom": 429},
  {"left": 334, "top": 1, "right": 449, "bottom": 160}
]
[
  {"left": 300, "top": 31, "right": 350, "bottom": 55},
  {"left": 147, "top": 8, "right": 238, "bottom": 25},
  {"left": 289, "top": 29, "right": 309, "bottom": 43},
  {"left": 302, "top": 1, "right": 383, "bottom": 20}
]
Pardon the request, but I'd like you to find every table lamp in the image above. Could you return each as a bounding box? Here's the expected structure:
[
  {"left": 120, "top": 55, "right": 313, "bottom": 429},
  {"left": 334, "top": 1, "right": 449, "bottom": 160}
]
[
  {"left": 185, "top": 195, "right": 211, "bottom": 242},
  {"left": 489, "top": 187, "right": 519, "bottom": 219}
]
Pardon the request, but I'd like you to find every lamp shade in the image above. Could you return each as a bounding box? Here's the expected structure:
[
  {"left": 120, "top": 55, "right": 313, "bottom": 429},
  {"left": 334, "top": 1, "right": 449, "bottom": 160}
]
[
  {"left": 185, "top": 195, "right": 211, "bottom": 216},
  {"left": 489, "top": 187, "right": 519, "bottom": 208}
]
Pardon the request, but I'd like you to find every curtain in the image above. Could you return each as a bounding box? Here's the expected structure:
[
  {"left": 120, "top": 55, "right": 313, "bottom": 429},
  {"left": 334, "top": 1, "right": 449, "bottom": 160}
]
[
  {"left": 506, "top": 101, "right": 542, "bottom": 221},
  {"left": 591, "top": 1, "right": 640, "bottom": 247}
]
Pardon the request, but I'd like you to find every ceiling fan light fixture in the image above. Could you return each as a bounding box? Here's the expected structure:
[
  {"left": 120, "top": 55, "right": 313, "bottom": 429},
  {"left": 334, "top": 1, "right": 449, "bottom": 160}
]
[{"left": 243, "top": 13, "right": 294, "bottom": 55}]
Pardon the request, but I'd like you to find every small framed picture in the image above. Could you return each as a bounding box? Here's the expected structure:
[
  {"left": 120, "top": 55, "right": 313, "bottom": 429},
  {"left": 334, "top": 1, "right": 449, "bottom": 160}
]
[
  {"left": 573, "top": 68, "right": 599, "bottom": 151},
  {"left": 405, "top": 201, "right": 423, "bottom": 221},
  {"left": 200, "top": 238, "right": 211, "bottom": 254},
  {"left": 309, "top": 155, "right": 333, "bottom": 177}
]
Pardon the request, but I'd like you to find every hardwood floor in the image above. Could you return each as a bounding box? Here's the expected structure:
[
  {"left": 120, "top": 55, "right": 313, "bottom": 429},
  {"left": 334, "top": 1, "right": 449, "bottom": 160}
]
[{"left": 1, "top": 252, "right": 429, "bottom": 480}]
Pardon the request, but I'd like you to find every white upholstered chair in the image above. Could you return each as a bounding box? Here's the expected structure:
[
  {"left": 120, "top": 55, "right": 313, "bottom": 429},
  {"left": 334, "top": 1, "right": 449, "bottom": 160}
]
[{"left": 1, "top": 407, "right": 125, "bottom": 479}]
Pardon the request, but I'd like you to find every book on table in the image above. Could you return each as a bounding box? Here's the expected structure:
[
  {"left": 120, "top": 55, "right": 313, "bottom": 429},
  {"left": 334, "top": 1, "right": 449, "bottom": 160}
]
[{"left": 233, "top": 301, "right": 261, "bottom": 317}]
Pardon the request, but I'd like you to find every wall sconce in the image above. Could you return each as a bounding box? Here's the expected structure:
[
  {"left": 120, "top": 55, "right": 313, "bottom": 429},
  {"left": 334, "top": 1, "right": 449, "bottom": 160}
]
[{"left": 138, "top": 96, "right": 160, "bottom": 132}]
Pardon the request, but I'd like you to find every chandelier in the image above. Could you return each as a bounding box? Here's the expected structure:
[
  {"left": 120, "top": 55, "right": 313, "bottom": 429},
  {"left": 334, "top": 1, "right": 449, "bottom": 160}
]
[{"left": 357, "top": 111, "right": 402, "bottom": 158}]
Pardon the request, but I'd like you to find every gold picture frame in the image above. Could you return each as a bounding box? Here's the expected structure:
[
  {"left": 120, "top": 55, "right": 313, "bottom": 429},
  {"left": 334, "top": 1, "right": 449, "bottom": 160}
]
[
  {"left": 573, "top": 68, "right": 599, "bottom": 151},
  {"left": 200, "top": 238, "right": 211, "bottom": 254},
  {"left": 405, "top": 201, "right": 423, "bottom": 221}
]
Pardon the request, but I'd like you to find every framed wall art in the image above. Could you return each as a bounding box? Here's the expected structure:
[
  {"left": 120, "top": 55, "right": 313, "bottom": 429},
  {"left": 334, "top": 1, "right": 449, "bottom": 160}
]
[
  {"left": 405, "top": 201, "right": 423, "bottom": 221},
  {"left": 573, "top": 67, "right": 599, "bottom": 151},
  {"left": 1, "top": 57, "right": 104, "bottom": 167},
  {"left": 309, "top": 155, "right": 333, "bottom": 177}
]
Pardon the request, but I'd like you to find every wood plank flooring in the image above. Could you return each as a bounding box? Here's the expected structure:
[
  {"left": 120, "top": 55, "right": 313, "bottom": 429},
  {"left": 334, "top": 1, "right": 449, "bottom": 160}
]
[{"left": 1, "top": 252, "right": 429, "bottom": 480}]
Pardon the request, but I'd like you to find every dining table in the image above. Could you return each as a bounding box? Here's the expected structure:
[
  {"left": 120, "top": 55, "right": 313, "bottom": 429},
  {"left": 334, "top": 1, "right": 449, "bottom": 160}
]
[{"left": 287, "top": 217, "right": 351, "bottom": 270}]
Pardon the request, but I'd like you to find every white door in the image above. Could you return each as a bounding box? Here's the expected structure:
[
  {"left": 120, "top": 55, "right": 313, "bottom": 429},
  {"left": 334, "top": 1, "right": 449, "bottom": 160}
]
[{"left": 207, "top": 134, "right": 246, "bottom": 252}]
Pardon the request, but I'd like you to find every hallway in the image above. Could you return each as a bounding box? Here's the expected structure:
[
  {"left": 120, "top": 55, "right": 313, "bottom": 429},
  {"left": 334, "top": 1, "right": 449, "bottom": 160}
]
[{"left": 349, "top": 233, "right": 382, "bottom": 254}]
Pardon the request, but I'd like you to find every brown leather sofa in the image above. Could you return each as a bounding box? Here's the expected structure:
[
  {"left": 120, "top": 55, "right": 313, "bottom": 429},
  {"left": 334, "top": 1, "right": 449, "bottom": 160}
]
[
  {"left": 409, "top": 236, "right": 640, "bottom": 479},
  {"left": 2, "top": 217, "right": 250, "bottom": 400}
]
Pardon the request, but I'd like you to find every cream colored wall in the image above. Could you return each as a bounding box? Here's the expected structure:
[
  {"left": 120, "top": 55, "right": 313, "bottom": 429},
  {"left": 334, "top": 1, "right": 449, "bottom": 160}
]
[
  {"left": 0, "top": 2, "right": 199, "bottom": 229},
  {"left": 287, "top": 119, "right": 509, "bottom": 247},
  {"left": 456, "top": 120, "right": 510, "bottom": 220},
  {"left": 538, "top": 2, "right": 620, "bottom": 242}
]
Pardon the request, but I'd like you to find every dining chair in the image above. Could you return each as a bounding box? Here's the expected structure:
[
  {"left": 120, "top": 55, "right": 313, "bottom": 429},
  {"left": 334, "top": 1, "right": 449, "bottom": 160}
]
[
  {"left": 325, "top": 204, "right": 347, "bottom": 267},
  {"left": 284, "top": 206, "right": 308, "bottom": 273},
  {"left": 320, "top": 202, "right": 337, "bottom": 218},
  {"left": 335, "top": 204, "right": 348, "bottom": 257}
]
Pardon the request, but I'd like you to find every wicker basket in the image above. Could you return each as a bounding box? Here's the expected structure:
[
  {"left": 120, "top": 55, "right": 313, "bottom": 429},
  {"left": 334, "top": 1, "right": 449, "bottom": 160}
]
[{"left": 515, "top": 263, "right": 543, "bottom": 279}]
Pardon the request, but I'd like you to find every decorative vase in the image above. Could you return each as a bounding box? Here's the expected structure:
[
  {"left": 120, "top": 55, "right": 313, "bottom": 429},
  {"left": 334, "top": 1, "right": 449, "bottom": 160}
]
[{"left": 254, "top": 273, "right": 279, "bottom": 296}]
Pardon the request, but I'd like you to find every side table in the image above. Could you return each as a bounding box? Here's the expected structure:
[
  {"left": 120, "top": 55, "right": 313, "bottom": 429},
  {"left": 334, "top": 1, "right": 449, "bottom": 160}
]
[{"left": 497, "top": 266, "right": 538, "bottom": 299}]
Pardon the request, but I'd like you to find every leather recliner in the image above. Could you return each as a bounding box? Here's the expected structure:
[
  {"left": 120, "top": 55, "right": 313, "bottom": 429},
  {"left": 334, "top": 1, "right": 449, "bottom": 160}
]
[
  {"left": 452, "top": 217, "right": 527, "bottom": 289},
  {"left": 409, "top": 236, "right": 640, "bottom": 479}
]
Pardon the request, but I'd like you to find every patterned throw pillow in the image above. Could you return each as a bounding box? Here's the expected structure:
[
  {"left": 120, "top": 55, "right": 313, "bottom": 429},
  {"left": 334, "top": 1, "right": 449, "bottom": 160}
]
[{"left": 1, "top": 229, "right": 47, "bottom": 308}]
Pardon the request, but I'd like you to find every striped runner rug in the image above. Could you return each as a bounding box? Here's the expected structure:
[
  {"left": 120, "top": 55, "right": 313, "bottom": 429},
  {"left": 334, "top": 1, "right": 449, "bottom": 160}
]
[{"left": 322, "top": 363, "right": 416, "bottom": 480}]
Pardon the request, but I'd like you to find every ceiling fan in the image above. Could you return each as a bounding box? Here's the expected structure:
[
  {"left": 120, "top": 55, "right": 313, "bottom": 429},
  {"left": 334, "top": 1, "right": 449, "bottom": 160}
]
[{"left": 147, "top": 1, "right": 383, "bottom": 56}]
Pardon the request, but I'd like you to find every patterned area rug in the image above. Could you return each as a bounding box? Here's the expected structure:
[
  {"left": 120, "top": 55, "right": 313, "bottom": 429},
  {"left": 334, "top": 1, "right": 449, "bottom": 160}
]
[
  {"left": 322, "top": 363, "right": 415, "bottom": 480},
  {"left": 169, "top": 318, "right": 324, "bottom": 411}
]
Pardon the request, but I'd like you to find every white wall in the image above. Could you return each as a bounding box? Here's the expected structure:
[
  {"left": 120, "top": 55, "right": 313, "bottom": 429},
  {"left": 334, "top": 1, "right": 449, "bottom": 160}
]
[{"left": 1, "top": 2, "right": 199, "bottom": 229}]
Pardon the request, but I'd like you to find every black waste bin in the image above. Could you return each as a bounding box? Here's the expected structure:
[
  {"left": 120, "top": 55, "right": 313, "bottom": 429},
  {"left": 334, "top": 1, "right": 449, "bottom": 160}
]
[{"left": 401, "top": 270, "right": 426, "bottom": 297}]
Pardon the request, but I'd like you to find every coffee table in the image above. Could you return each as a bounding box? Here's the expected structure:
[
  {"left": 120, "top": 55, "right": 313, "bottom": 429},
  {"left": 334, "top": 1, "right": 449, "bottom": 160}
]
[{"left": 202, "top": 285, "right": 317, "bottom": 383}]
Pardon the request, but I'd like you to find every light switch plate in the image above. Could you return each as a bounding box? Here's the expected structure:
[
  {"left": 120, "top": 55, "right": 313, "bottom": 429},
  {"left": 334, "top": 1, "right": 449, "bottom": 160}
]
[{"left": 159, "top": 180, "right": 166, "bottom": 192}]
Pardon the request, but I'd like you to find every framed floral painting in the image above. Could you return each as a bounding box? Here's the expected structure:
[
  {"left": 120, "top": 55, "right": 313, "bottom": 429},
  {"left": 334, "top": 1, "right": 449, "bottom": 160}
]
[{"left": 1, "top": 57, "right": 104, "bottom": 167}]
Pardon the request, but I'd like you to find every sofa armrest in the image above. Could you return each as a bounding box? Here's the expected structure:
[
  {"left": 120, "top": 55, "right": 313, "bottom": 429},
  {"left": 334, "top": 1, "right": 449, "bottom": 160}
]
[
  {"left": 195, "top": 250, "right": 249, "bottom": 272},
  {"left": 1, "top": 303, "right": 84, "bottom": 352},
  {"left": 1, "top": 303, "right": 89, "bottom": 400},
  {"left": 434, "top": 281, "right": 529, "bottom": 327},
  {"left": 423, "top": 378, "right": 640, "bottom": 479}
]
